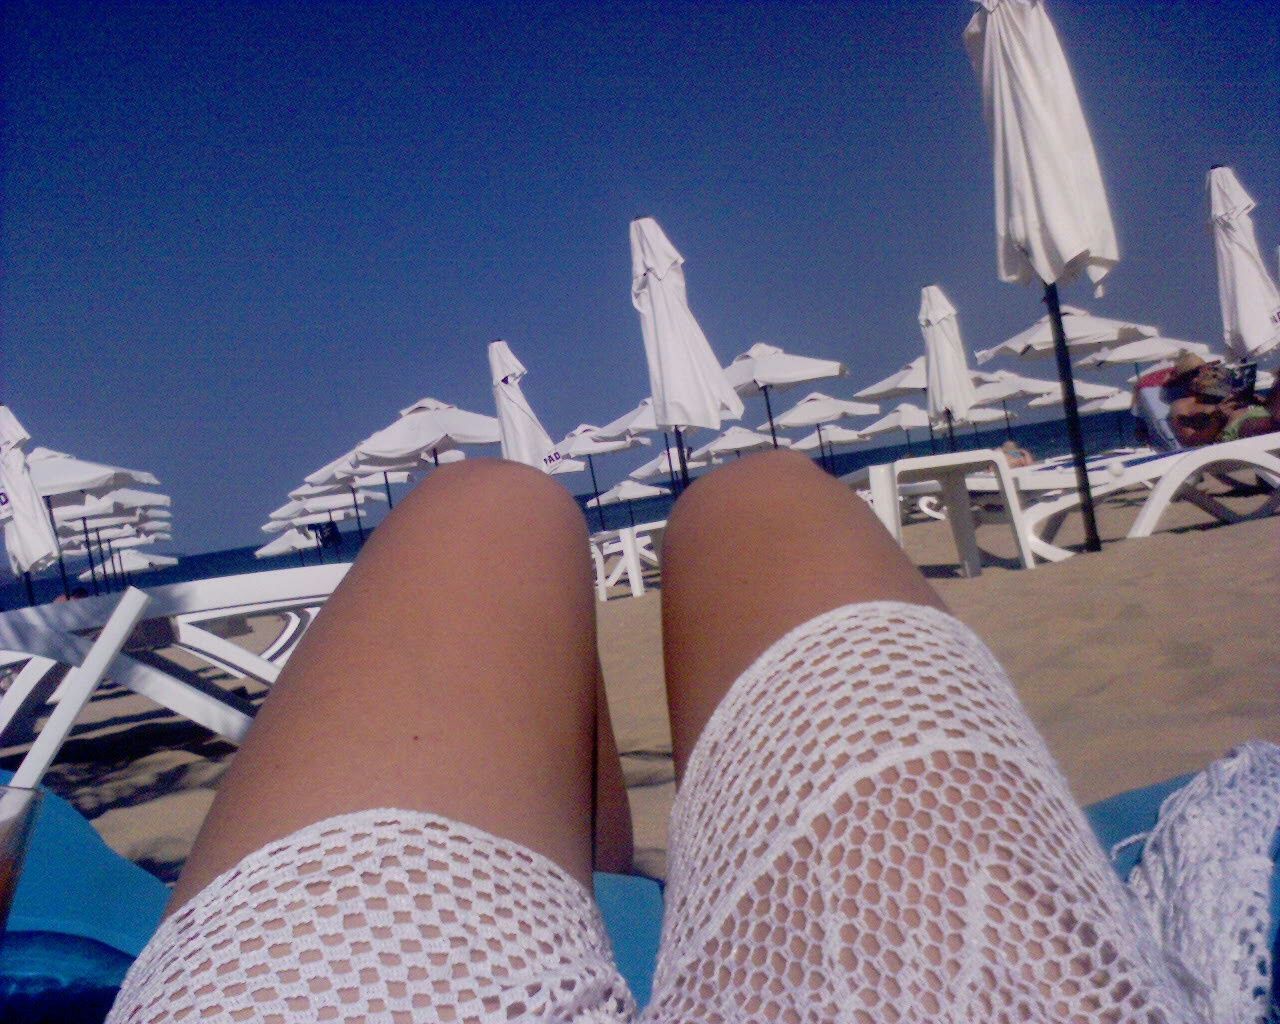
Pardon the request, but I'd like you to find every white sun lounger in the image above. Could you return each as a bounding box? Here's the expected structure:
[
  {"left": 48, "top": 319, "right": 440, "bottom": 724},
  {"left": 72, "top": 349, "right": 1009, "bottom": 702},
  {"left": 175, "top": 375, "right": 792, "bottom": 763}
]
[
  {"left": 589, "top": 521, "right": 666, "bottom": 600},
  {"left": 0, "top": 565, "right": 349, "bottom": 784},
  {"left": 971, "top": 434, "right": 1280, "bottom": 562}
]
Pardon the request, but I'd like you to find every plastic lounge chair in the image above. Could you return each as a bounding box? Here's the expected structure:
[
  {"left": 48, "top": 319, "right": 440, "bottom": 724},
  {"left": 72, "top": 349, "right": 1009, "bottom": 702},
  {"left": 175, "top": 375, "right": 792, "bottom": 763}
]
[
  {"left": 982, "top": 434, "right": 1280, "bottom": 562},
  {"left": 589, "top": 521, "right": 666, "bottom": 600}
]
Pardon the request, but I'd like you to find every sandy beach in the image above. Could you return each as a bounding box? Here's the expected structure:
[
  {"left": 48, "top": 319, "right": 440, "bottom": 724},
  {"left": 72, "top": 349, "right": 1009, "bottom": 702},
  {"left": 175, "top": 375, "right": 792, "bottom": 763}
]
[{"left": 3, "top": 489, "right": 1277, "bottom": 884}]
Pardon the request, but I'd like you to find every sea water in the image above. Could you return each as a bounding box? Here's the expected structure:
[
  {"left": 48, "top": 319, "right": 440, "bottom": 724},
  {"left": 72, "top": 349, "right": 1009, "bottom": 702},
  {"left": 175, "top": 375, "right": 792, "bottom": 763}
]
[{"left": 2, "top": 410, "right": 1137, "bottom": 608}]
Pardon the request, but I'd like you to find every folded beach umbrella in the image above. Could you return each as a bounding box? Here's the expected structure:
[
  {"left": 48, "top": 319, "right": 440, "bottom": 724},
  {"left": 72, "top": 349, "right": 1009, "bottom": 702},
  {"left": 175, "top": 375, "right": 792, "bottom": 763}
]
[
  {"left": 629, "top": 447, "right": 711, "bottom": 482},
  {"left": 0, "top": 407, "right": 60, "bottom": 599},
  {"left": 920, "top": 285, "right": 978, "bottom": 448},
  {"left": 854, "top": 357, "right": 927, "bottom": 401},
  {"left": 966, "top": 0, "right": 1123, "bottom": 551},
  {"left": 1208, "top": 166, "right": 1280, "bottom": 362},
  {"left": 630, "top": 217, "right": 743, "bottom": 483},
  {"left": 488, "top": 340, "right": 582, "bottom": 475},
  {"left": 554, "top": 425, "right": 651, "bottom": 529},
  {"left": 723, "top": 343, "right": 845, "bottom": 445},
  {"left": 861, "top": 402, "right": 931, "bottom": 457},
  {"left": 1075, "top": 336, "right": 1211, "bottom": 369},
  {"left": 691, "top": 426, "right": 789, "bottom": 461},
  {"left": 586, "top": 479, "right": 669, "bottom": 529}
]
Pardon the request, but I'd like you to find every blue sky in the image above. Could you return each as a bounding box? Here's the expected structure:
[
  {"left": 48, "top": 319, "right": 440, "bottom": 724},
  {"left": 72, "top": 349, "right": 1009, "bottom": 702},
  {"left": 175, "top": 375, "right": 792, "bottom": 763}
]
[{"left": 4, "top": 0, "right": 1278, "bottom": 554}]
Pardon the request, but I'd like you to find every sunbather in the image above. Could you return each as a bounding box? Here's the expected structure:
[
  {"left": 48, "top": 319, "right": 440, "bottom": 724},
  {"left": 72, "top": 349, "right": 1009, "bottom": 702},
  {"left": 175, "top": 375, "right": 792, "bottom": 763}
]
[
  {"left": 1168, "top": 352, "right": 1280, "bottom": 447},
  {"left": 109, "top": 453, "right": 1203, "bottom": 1023},
  {"left": 999, "top": 438, "right": 1036, "bottom": 467}
]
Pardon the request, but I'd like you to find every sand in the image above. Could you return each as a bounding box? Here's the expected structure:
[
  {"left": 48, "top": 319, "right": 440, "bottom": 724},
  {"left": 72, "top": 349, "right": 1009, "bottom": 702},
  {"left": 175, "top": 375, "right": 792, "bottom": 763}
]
[{"left": 3, "top": 486, "right": 1276, "bottom": 884}]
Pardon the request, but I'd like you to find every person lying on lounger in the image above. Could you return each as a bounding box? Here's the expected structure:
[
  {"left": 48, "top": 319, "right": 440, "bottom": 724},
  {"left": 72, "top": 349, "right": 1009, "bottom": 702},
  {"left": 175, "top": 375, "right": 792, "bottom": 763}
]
[
  {"left": 106, "top": 453, "right": 1235, "bottom": 1023},
  {"left": 1168, "top": 352, "right": 1280, "bottom": 447}
]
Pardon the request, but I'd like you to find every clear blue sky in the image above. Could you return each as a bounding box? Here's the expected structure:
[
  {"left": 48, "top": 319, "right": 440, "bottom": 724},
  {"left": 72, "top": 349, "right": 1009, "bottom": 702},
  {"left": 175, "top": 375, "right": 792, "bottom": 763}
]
[{"left": 4, "top": 0, "right": 1277, "bottom": 554}]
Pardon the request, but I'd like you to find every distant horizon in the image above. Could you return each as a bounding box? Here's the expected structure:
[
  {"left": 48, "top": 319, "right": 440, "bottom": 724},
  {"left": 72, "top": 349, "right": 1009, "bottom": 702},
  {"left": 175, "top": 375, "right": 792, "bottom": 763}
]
[{"left": 4, "top": 1, "right": 1276, "bottom": 553}]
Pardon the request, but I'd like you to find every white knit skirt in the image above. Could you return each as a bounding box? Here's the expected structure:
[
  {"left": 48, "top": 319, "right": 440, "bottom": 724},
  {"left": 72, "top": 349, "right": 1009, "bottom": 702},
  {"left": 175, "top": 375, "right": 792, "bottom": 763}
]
[{"left": 108, "top": 602, "right": 1212, "bottom": 1023}]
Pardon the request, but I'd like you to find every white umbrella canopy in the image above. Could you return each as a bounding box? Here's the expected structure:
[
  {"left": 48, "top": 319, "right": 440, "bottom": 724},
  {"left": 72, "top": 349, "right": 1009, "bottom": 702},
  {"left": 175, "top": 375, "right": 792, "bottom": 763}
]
[
  {"left": 269, "top": 489, "right": 386, "bottom": 521},
  {"left": 1076, "top": 336, "right": 1212, "bottom": 369},
  {"left": 975, "top": 306, "right": 1159, "bottom": 363},
  {"left": 964, "top": 0, "right": 1118, "bottom": 293},
  {"left": 78, "top": 549, "right": 176, "bottom": 581},
  {"left": 255, "top": 527, "right": 319, "bottom": 560},
  {"left": 23, "top": 447, "right": 160, "bottom": 495},
  {"left": 971, "top": 370, "right": 1059, "bottom": 403},
  {"left": 861, "top": 403, "right": 932, "bottom": 457},
  {"left": 595, "top": 398, "right": 660, "bottom": 439},
  {"left": 1208, "top": 166, "right": 1280, "bottom": 362},
  {"left": 862, "top": 403, "right": 931, "bottom": 435},
  {"left": 554, "top": 425, "right": 650, "bottom": 528},
  {"left": 290, "top": 470, "right": 417, "bottom": 500},
  {"left": 1079, "top": 391, "right": 1133, "bottom": 414},
  {"left": 262, "top": 505, "right": 365, "bottom": 534},
  {"left": 1027, "top": 381, "right": 1124, "bottom": 408},
  {"left": 854, "top": 357, "right": 926, "bottom": 400},
  {"left": 629, "top": 217, "right": 742, "bottom": 472},
  {"left": 723, "top": 343, "right": 846, "bottom": 396},
  {"left": 629, "top": 447, "right": 712, "bottom": 482},
  {"left": 769, "top": 392, "right": 879, "bottom": 429},
  {"left": 792, "top": 424, "right": 867, "bottom": 452},
  {"left": 0, "top": 406, "right": 59, "bottom": 575},
  {"left": 691, "top": 426, "right": 790, "bottom": 461},
  {"left": 586, "top": 479, "right": 670, "bottom": 508},
  {"left": 920, "top": 285, "right": 978, "bottom": 432},
  {"left": 723, "top": 343, "right": 845, "bottom": 445},
  {"left": 489, "top": 340, "right": 580, "bottom": 474},
  {"left": 355, "top": 397, "right": 500, "bottom": 464}
]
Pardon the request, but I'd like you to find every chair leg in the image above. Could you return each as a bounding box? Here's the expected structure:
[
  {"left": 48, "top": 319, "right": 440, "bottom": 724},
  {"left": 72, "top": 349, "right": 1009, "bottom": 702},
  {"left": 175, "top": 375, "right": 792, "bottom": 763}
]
[{"left": 11, "top": 588, "right": 151, "bottom": 789}]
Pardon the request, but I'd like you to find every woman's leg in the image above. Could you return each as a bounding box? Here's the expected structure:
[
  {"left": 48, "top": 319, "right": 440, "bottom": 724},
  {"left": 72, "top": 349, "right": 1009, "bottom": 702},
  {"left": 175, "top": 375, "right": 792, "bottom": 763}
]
[
  {"left": 173, "top": 459, "right": 628, "bottom": 907},
  {"left": 644, "top": 450, "right": 1192, "bottom": 1023},
  {"left": 660, "top": 450, "right": 944, "bottom": 781},
  {"left": 110, "top": 460, "right": 638, "bottom": 1023}
]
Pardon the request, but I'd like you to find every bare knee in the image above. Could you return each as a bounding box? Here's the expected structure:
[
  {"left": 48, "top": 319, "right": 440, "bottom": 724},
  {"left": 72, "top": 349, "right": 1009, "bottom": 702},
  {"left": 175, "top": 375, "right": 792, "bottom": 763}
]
[
  {"left": 666, "top": 449, "right": 844, "bottom": 546},
  {"left": 383, "top": 458, "right": 587, "bottom": 548}
]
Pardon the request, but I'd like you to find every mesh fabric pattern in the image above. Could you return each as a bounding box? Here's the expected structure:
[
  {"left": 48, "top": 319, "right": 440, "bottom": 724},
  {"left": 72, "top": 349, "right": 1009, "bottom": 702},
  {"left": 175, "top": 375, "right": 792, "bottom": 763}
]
[
  {"left": 108, "top": 600, "right": 1207, "bottom": 1023},
  {"left": 646, "top": 601, "right": 1194, "bottom": 1023},
  {"left": 106, "top": 811, "right": 635, "bottom": 1023}
]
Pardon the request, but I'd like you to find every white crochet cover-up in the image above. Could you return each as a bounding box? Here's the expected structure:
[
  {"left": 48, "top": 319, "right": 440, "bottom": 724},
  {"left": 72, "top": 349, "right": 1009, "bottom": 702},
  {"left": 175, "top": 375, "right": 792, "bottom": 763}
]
[{"left": 108, "top": 602, "right": 1277, "bottom": 1024}]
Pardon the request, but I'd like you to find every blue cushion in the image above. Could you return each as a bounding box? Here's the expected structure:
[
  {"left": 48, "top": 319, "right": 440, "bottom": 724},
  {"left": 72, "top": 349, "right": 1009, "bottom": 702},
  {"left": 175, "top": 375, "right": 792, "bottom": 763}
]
[
  {"left": 1, "top": 770, "right": 168, "bottom": 959},
  {"left": 593, "top": 872, "right": 664, "bottom": 1008}
]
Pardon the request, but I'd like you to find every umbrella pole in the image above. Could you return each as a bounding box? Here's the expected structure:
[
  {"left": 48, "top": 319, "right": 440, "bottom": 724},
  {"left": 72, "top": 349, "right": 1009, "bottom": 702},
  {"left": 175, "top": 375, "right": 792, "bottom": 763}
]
[
  {"left": 762, "top": 385, "right": 779, "bottom": 447},
  {"left": 297, "top": 550, "right": 307, "bottom": 568},
  {"left": 661, "top": 433, "right": 679, "bottom": 493},
  {"left": 1002, "top": 399, "right": 1014, "bottom": 441},
  {"left": 383, "top": 471, "right": 394, "bottom": 510},
  {"left": 95, "top": 528, "right": 112, "bottom": 591},
  {"left": 349, "top": 487, "right": 366, "bottom": 544},
  {"left": 626, "top": 499, "right": 635, "bottom": 528},
  {"left": 1043, "top": 281, "right": 1101, "bottom": 552},
  {"left": 22, "top": 572, "right": 35, "bottom": 607},
  {"left": 327, "top": 511, "right": 340, "bottom": 552},
  {"left": 80, "top": 517, "right": 99, "bottom": 595},
  {"left": 431, "top": 447, "right": 439, "bottom": 467},
  {"left": 817, "top": 423, "right": 829, "bottom": 473},
  {"left": 44, "top": 496, "right": 69, "bottom": 599},
  {"left": 586, "top": 454, "right": 605, "bottom": 531},
  {"left": 673, "top": 427, "right": 690, "bottom": 487},
  {"left": 945, "top": 410, "right": 956, "bottom": 453},
  {"left": 903, "top": 428, "right": 914, "bottom": 457},
  {"left": 927, "top": 423, "right": 937, "bottom": 455}
]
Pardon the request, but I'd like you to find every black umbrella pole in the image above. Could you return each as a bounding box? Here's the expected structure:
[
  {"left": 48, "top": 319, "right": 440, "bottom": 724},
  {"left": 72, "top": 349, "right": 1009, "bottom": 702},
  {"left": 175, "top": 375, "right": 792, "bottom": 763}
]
[
  {"left": 23, "top": 572, "right": 35, "bottom": 606},
  {"left": 945, "top": 410, "right": 956, "bottom": 453},
  {"left": 673, "top": 427, "right": 690, "bottom": 487},
  {"left": 44, "top": 497, "right": 70, "bottom": 599},
  {"left": 80, "top": 518, "right": 100, "bottom": 595},
  {"left": 1044, "top": 281, "right": 1101, "bottom": 553},
  {"left": 586, "top": 455, "right": 605, "bottom": 531},
  {"left": 762, "top": 386, "right": 778, "bottom": 447},
  {"left": 383, "top": 471, "right": 394, "bottom": 510},
  {"left": 350, "top": 488, "right": 366, "bottom": 544},
  {"left": 661, "top": 433, "right": 679, "bottom": 493}
]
